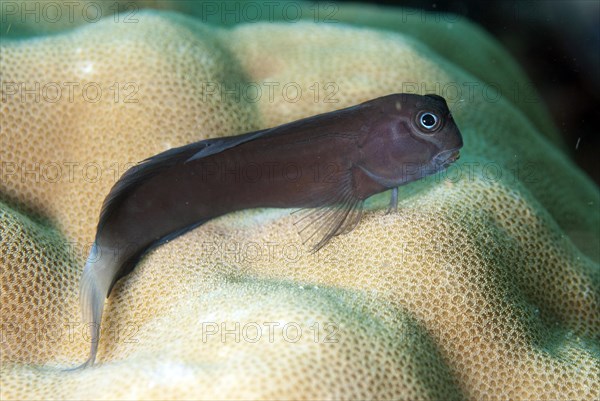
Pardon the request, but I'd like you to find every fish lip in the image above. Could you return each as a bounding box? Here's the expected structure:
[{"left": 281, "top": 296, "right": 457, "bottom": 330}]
[{"left": 433, "top": 148, "right": 461, "bottom": 167}]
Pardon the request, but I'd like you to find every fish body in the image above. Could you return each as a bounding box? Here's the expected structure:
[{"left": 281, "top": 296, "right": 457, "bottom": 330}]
[{"left": 76, "top": 93, "right": 463, "bottom": 367}]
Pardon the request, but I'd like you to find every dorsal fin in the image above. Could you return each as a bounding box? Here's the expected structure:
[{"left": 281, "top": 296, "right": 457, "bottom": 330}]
[{"left": 185, "top": 128, "right": 270, "bottom": 163}]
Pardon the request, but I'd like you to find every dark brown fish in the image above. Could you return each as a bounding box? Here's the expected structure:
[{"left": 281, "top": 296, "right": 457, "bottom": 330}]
[{"left": 75, "top": 93, "right": 463, "bottom": 368}]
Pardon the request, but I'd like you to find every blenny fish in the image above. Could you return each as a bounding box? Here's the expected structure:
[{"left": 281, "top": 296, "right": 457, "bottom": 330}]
[{"left": 74, "top": 93, "right": 463, "bottom": 368}]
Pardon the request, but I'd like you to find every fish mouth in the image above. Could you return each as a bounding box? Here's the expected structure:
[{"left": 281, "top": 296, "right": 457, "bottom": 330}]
[{"left": 433, "top": 148, "right": 461, "bottom": 168}]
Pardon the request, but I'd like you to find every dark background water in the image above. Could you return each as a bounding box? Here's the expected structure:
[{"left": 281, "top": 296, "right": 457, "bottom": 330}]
[{"left": 365, "top": 0, "right": 600, "bottom": 185}]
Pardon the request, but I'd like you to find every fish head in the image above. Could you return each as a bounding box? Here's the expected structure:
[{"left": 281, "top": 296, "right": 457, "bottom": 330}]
[{"left": 357, "top": 93, "right": 464, "bottom": 187}]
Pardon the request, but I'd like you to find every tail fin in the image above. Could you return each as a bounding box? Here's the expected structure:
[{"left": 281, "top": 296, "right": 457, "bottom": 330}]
[{"left": 68, "top": 243, "right": 119, "bottom": 369}]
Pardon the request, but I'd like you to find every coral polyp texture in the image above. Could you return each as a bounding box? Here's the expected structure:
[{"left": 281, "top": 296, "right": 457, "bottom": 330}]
[{"left": 0, "top": 2, "right": 598, "bottom": 400}]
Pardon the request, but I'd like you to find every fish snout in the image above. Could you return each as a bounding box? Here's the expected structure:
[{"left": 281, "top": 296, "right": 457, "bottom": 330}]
[{"left": 433, "top": 148, "right": 461, "bottom": 168}]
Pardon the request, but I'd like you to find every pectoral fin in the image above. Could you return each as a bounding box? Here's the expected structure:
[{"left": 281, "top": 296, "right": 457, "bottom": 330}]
[{"left": 291, "top": 171, "right": 364, "bottom": 253}]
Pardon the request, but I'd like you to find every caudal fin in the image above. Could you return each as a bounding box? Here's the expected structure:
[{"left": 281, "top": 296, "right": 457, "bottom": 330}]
[{"left": 69, "top": 243, "right": 119, "bottom": 369}]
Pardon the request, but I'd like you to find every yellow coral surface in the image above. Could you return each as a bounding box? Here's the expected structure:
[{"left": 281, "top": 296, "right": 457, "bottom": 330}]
[{"left": 1, "top": 1, "right": 598, "bottom": 400}]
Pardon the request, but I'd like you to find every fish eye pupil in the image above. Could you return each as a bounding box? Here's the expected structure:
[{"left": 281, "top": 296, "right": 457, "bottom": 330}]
[{"left": 420, "top": 113, "right": 437, "bottom": 129}]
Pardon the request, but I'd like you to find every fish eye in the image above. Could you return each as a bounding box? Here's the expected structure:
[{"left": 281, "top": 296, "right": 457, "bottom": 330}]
[{"left": 417, "top": 111, "right": 440, "bottom": 132}]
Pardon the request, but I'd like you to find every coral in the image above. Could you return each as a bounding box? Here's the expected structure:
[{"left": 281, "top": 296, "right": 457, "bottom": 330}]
[{"left": 0, "top": 2, "right": 598, "bottom": 400}]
